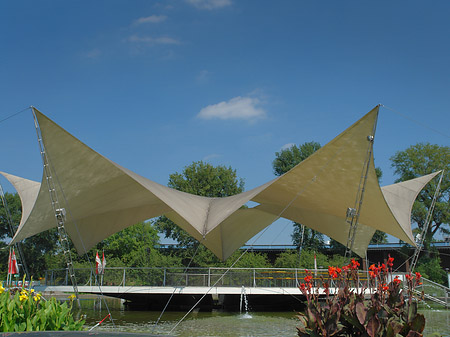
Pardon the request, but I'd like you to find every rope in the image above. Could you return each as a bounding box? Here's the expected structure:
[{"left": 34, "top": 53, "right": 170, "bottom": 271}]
[
  {"left": 168, "top": 123, "right": 356, "bottom": 334},
  {"left": 0, "top": 182, "right": 30, "bottom": 279},
  {"left": 0, "top": 107, "right": 30, "bottom": 124},
  {"left": 381, "top": 105, "right": 450, "bottom": 140},
  {"left": 152, "top": 240, "right": 203, "bottom": 333},
  {"left": 32, "top": 108, "right": 116, "bottom": 329}
]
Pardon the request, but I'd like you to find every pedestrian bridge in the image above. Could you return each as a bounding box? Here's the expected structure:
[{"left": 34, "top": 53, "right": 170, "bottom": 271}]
[{"left": 36, "top": 267, "right": 449, "bottom": 311}]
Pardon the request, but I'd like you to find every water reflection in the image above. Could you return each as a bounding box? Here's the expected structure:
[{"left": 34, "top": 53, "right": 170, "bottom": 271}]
[{"left": 79, "top": 296, "right": 449, "bottom": 336}]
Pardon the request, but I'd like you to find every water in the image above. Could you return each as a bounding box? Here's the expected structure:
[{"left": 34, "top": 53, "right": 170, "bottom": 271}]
[
  {"left": 79, "top": 297, "right": 450, "bottom": 336},
  {"left": 240, "top": 286, "right": 251, "bottom": 318}
]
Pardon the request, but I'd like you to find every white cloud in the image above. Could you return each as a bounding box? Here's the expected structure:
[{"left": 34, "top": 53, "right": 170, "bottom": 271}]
[
  {"left": 134, "top": 15, "right": 167, "bottom": 25},
  {"left": 203, "top": 153, "right": 221, "bottom": 161},
  {"left": 280, "top": 143, "right": 296, "bottom": 151},
  {"left": 81, "top": 48, "right": 101, "bottom": 59},
  {"left": 196, "top": 70, "right": 210, "bottom": 84},
  {"left": 128, "top": 35, "right": 181, "bottom": 45},
  {"left": 197, "top": 96, "right": 266, "bottom": 121},
  {"left": 186, "top": 0, "right": 231, "bottom": 10}
]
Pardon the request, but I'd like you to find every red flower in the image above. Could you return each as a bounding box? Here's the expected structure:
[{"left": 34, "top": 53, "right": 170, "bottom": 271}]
[
  {"left": 328, "top": 266, "right": 338, "bottom": 279},
  {"left": 387, "top": 255, "right": 394, "bottom": 267},
  {"left": 299, "top": 283, "right": 306, "bottom": 292},
  {"left": 405, "top": 273, "right": 413, "bottom": 281},
  {"left": 304, "top": 275, "right": 313, "bottom": 284},
  {"left": 382, "top": 284, "right": 389, "bottom": 291},
  {"left": 349, "top": 259, "right": 360, "bottom": 270},
  {"left": 415, "top": 272, "right": 421, "bottom": 281},
  {"left": 393, "top": 276, "right": 401, "bottom": 285}
]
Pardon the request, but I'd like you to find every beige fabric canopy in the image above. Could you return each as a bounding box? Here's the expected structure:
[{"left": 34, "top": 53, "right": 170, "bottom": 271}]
[{"left": 2, "top": 106, "right": 439, "bottom": 259}]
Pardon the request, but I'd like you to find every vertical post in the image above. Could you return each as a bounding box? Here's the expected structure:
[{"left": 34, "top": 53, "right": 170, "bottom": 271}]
[
  {"left": 208, "top": 268, "right": 211, "bottom": 287},
  {"left": 345, "top": 107, "right": 379, "bottom": 259},
  {"left": 163, "top": 268, "right": 166, "bottom": 287},
  {"left": 253, "top": 269, "right": 256, "bottom": 287},
  {"left": 122, "top": 268, "right": 126, "bottom": 287},
  {"left": 32, "top": 108, "right": 80, "bottom": 308},
  {"left": 65, "top": 269, "right": 68, "bottom": 286}
]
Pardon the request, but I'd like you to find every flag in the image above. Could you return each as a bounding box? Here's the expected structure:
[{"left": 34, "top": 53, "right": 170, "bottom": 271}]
[
  {"left": 101, "top": 251, "right": 106, "bottom": 275},
  {"left": 95, "top": 251, "right": 101, "bottom": 275},
  {"left": 8, "top": 247, "right": 19, "bottom": 275}
]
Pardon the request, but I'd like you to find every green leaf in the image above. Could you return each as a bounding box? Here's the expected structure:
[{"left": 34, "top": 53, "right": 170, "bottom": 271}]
[
  {"left": 409, "top": 313, "right": 426, "bottom": 333},
  {"left": 355, "top": 302, "right": 367, "bottom": 325},
  {"left": 366, "top": 315, "right": 380, "bottom": 337}
]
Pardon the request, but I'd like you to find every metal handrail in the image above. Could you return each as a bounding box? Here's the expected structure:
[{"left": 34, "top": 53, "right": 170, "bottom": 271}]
[{"left": 43, "top": 266, "right": 376, "bottom": 289}]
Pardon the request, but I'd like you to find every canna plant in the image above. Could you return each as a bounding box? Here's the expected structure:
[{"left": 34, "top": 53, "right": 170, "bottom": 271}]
[
  {"left": 0, "top": 277, "right": 85, "bottom": 332},
  {"left": 297, "top": 257, "right": 426, "bottom": 337}
]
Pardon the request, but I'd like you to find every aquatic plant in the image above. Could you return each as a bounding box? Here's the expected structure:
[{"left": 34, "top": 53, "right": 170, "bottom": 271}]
[
  {"left": 297, "top": 257, "right": 426, "bottom": 337},
  {"left": 0, "top": 277, "right": 85, "bottom": 332}
]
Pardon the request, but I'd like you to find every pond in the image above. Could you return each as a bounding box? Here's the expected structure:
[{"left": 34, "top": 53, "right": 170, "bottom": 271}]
[{"left": 79, "top": 297, "right": 450, "bottom": 336}]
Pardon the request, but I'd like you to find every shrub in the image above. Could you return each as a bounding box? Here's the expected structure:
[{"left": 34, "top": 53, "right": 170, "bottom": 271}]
[
  {"left": 297, "top": 257, "right": 426, "bottom": 337},
  {"left": 0, "top": 279, "right": 85, "bottom": 332}
]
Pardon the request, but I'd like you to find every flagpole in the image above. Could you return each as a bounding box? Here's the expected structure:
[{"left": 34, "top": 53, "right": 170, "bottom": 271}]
[{"left": 7, "top": 247, "right": 10, "bottom": 288}]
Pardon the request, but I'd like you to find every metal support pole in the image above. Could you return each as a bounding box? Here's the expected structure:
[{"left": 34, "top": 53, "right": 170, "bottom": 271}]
[
  {"left": 410, "top": 171, "right": 444, "bottom": 272},
  {"left": 345, "top": 108, "right": 379, "bottom": 259},
  {"left": 32, "top": 107, "right": 80, "bottom": 308}
]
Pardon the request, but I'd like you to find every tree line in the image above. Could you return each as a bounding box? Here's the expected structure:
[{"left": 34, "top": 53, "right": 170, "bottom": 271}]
[{"left": 0, "top": 142, "right": 448, "bottom": 285}]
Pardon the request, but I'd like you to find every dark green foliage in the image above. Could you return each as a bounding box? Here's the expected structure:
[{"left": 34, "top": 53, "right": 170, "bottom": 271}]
[
  {"left": 292, "top": 224, "right": 325, "bottom": 251},
  {"left": 154, "top": 161, "right": 245, "bottom": 249},
  {"left": 297, "top": 259, "right": 426, "bottom": 337},
  {"left": 272, "top": 141, "right": 322, "bottom": 177},
  {"left": 274, "top": 249, "right": 347, "bottom": 269},
  {"left": 415, "top": 255, "right": 447, "bottom": 285},
  {"left": 0, "top": 281, "right": 85, "bottom": 331},
  {"left": 272, "top": 142, "right": 326, "bottom": 250},
  {"left": 0, "top": 193, "right": 59, "bottom": 278},
  {"left": 390, "top": 143, "right": 450, "bottom": 247}
]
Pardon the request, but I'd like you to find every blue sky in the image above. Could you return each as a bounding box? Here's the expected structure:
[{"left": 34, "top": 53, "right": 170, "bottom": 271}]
[{"left": 1, "top": 0, "right": 449, "bottom": 245}]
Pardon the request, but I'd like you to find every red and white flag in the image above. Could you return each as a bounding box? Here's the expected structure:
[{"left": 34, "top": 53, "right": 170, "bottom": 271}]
[
  {"left": 101, "top": 251, "right": 106, "bottom": 274},
  {"left": 95, "top": 251, "right": 101, "bottom": 275},
  {"left": 8, "top": 247, "right": 19, "bottom": 275}
]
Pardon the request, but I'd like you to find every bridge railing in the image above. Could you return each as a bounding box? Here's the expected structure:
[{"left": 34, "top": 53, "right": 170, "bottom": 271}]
[
  {"left": 415, "top": 277, "right": 450, "bottom": 307},
  {"left": 44, "top": 267, "right": 372, "bottom": 289}
]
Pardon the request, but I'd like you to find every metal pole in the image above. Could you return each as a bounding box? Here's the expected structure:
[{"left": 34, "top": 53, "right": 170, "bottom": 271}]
[
  {"left": 345, "top": 107, "right": 379, "bottom": 259},
  {"left": 31, "top": 107, "right": 81, "bottom": 308}
]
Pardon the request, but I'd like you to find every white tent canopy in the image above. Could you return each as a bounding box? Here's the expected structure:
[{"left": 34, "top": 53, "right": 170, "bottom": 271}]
[{"left": 2, "top": 106, "right": 439, "bottom": 259}]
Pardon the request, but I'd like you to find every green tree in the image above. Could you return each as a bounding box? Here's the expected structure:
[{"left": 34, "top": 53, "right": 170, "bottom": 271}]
[
  {"left": 328, "top": 164, "right": 386, "bottom": 254},
  {"left": 272, "top": 141, "right": 322, "bottom": 177},
  {"left": 96, "top": 221, "right": 179, "bottom": 268},
  {"left": 292, "top": 225, "right": 324, "bottom": 251},
  {"left": 272, "top": 142, "right": 326, "bottom": 250},
  {"left": 224, "top": 250, "right": 271, "bottom": 268},
  {"left": 415, "top": 255, "right": 447, "bottom": 285},
  {"left": 154, "top": 160, "right": 245, "bottom": 250},
  {"left": 0, "top": 192, "right": 58, "bottom": 278},
  {"left": 390, "top": 143, "right": 450, "bottom": 248}
]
